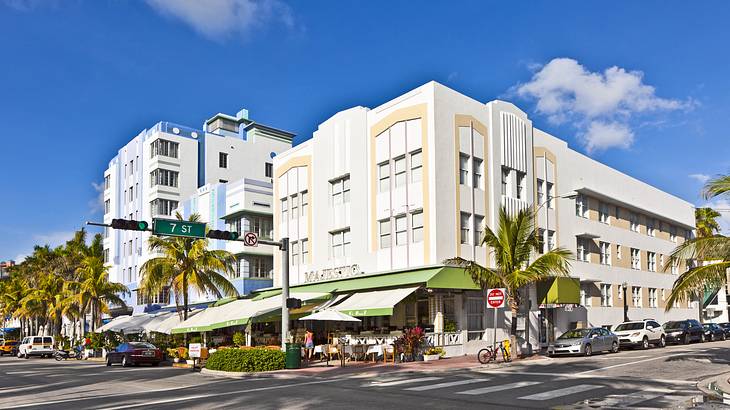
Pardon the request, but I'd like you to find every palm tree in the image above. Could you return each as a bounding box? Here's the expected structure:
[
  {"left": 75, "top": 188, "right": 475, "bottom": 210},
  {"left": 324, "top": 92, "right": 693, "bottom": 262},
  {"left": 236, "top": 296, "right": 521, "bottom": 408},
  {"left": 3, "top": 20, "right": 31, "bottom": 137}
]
[
  {"left": 695, "top": 207, "right": 721, "bottom": 238},
  {"left": 446, "top": 207, "right": 572, "bottom": 357},
  {"left": 666, "top": 175, "right": 730, "bottom": 310},
  {"left": 69, "top": 239, "right": 129, "bottom": 332},
  {"left": 139, "top": 212, "right": 239, "bottom": 322}
]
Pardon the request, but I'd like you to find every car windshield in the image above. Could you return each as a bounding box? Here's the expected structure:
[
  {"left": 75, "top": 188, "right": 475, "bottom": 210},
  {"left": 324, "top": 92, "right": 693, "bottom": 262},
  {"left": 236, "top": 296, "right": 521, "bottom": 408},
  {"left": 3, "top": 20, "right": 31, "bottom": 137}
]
[
  {"left": 614, "top": 323, "right": 644, "bottom": 331},
  {"left": 664, "top": 321, "right": 687, "bottom": 330},
  {"left": 721, "top": 323, "right": 730, "bottom": 329},
  {"left": 558, "top": 329, "right": 591, "bottom": 339},
  {"left": 703, "top": 324, "right": 716, "bottom": 330},
  {"left": 129, "top": 342, "right": 155, "bottom": 349}
]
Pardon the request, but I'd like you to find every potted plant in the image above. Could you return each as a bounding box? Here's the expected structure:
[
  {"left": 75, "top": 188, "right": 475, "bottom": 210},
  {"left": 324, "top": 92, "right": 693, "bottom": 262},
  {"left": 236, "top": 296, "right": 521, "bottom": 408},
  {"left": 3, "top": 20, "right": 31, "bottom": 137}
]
[
  {"left": 423, "top": 346, "right": 445, "bottom": 361},
  {"left": 167, "top": 348, "right": 180, "bottom": 363},
  {"left": 396, "top": 327, "right": 426, "bottom": 362}
]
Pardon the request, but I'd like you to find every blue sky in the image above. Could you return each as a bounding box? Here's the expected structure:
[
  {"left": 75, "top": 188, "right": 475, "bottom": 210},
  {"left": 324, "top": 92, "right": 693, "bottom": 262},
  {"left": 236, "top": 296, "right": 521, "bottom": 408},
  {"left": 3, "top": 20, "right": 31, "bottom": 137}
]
[{"left": 1, "top": 0, "right": 729, "bottom": 261}]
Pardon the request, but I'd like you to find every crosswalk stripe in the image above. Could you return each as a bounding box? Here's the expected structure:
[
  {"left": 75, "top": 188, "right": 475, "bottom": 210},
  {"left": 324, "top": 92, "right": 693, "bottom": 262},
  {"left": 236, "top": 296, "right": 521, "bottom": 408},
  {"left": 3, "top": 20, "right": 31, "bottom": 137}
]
[
  {"left": 366, "top": 377, "right": 443, "bottom": 387},
  {"left": 591, "top": 392, "right": 664, "bottom": 407},
  {"left": 519, "top": 384, "right": 603, "bottom": 400},
  {"left": 403, "top": 378, "right": 490, "bottom": 391},
  {"left": 456, "top": 381, "right": 541, "bottom": 395}
]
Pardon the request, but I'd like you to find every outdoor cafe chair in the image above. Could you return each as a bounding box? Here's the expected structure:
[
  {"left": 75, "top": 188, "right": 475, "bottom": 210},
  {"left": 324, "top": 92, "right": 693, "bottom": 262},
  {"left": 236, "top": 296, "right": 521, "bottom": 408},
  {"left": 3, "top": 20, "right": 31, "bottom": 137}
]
[{"left": 383, "top": 344, "right": 396, "bottom": 364}]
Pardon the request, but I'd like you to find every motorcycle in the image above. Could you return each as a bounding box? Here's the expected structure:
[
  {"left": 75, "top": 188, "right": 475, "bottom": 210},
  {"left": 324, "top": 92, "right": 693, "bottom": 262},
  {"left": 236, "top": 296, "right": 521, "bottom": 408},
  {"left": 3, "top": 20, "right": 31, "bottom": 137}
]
[{"left": 54, "top": 346, "right": 83, "bottom": 361}]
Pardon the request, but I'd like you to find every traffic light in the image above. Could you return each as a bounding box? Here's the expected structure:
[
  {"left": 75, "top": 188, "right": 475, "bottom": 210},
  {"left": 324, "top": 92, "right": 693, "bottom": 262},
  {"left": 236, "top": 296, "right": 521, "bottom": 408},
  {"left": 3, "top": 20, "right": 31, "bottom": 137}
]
[
  {"left": 207, "top": 230, "right": 240, "bottom": 240},
  {"left": 111, "top": 218, "right": 149, "bottom": 231},
  {"left": 286, "top": 298, "right": 302, "bottom": 309}
]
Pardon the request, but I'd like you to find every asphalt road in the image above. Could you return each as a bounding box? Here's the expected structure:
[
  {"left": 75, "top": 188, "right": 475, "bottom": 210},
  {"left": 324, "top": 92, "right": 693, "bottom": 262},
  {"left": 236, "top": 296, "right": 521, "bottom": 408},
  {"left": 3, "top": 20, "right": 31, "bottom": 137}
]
[{"left": 1, "top": 340, "right": 729, "bottom": 409}]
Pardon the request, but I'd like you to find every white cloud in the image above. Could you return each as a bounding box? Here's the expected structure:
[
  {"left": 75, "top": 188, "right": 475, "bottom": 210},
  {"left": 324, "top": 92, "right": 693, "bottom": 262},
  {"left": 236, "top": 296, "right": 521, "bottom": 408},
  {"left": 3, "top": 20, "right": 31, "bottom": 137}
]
[
  {"left": 689, "top": 173, "right": 711, "bottom": 184},
  {"left": 513, "top": 58, "right": 693, "bottom": 152},
  {"left": 698, "top": 199, "right": 730, "bottom": 235},
  {"left": 89, "top": 181, "right": 105, "bottom": 214},
  {"left": 33, "top": 231, "right": 76, "bottom": 248},
  {"left": 145, "top": 0, "right": 294, "bottom": 40},
  {"left": 2, "top": 0, "right": 48, "bottom": 11}
]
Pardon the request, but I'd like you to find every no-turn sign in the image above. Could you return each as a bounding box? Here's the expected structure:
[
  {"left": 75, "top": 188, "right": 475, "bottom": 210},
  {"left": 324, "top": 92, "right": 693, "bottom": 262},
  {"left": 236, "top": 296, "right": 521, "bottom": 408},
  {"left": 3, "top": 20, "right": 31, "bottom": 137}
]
[
  {"left": 243, "top": 232, "right": 258, "bottom": 247},
  {"left": 487, "top": 288, "right": 507, "bottom": 309}
]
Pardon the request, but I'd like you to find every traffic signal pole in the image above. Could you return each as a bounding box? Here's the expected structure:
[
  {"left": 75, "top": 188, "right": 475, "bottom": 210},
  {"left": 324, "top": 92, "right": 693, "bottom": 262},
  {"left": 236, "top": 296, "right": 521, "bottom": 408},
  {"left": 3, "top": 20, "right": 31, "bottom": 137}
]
[{"left": 280, "top": 238, "right": 289, "bottom": 350}]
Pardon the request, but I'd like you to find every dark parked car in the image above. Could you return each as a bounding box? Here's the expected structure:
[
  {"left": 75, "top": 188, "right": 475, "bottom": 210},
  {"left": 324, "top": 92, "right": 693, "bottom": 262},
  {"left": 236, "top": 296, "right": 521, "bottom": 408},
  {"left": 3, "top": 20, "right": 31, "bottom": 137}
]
[
  {"left": 663, "top": 320, "right": 704, "bottom": 344},
  {"left": 717, "top": 322, "right": 730, "bottom": 337},
  {"left": 106, "top": 342, "right": 161, "bottom": 367},
  {"left": 703, "top": 323, "right": 727, "bottom": 342}
]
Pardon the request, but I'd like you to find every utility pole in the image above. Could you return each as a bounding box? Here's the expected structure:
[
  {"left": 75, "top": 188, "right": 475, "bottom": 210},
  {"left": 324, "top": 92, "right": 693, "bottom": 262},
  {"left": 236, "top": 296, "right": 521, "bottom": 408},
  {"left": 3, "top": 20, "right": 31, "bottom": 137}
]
[{"left": 280, "top": 238, "right": 290, "bottom": 350}]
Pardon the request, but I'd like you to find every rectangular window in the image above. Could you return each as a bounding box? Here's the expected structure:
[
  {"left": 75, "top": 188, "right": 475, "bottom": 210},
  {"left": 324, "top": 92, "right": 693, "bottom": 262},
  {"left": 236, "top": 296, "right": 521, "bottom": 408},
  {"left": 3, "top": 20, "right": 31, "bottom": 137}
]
[
  {"left": 104, "top": 199, "right": 110, "bottom": 214},
  {"left": 536, "top": 178, "right": 544, "bottom": 205},
  {"left": 670, "top": 226, "right": 677, "bottom": 243},
  {"left": 330, "top": 229, "right": 351, "bottom": 258},
  {"left": 150, "top": 169, "right": 179, "bottom": 188},
  {"left": 630, "top": 213, "right": 639, "bottom": 232},
  {"left": 501, "top": 167, "right": 509, "bottom": 195},
  {"left": 300, "top": 190, "right": 308, "bottom": 216},
  {"left": 671, "top": 259, "right": 679, "bottom": 275},
  {"left": 616, "top": 244, "right": 622, "bottom": 260},
  {"left": 599, "top": 202, "right": 610, "bottom": 224},
  {"left": 330, "top": 176, "right": 350, "bottom": 204},
  {"left": 219, "top": 152, "right": 228, "bottom": 168},
  {"left": 301, "top": 238, "right": 309, "bottom": 262},
  {"left": 546, "top": 182, "right": 554, "bottom": 208},
  {"left": 291, "top": 241, "right": 299, "bottom": 266},
  {"left": 516, "top": 172, "right": 526, "bottom": 200},
  {"left": 281, "top": 198, "right": 287, "bottom": 220},
  {"left": 290, "top": 194, "right": 298, "bottom": 220},
  {"left": 395, "top": 215, "right": 407, "bottom": 245},
  {"left": 379, "top": 219, "right": 391, "bottom": 249},
  {"left": 473, "top": 158, "right": 483, "bottom": 189},
  {"left": 460, "top": 212, "right": 470, "bottom": 244},
  {"left": 649, "top": 288, "right": 657, "bottom": 308},
  {"left": 575, "top": 194, "right": 587, "bottom": 218},
  {"left": 467, "top": 297, "right": 484, "bottom": 331},
  {"left": 647, "top": 219, "right": 656, "bottom": 237},
  {"left": 104, "top": 175, "right": 110, "bottom": 190},
  {"left": 394, "top": 156, "right": 407, "bottom": 188},
  {"left": 600, "top": 241, "right": 611, "bottom": 265},
  {"left": 631, "top": 248, "right": 640, "bottom": 270},
  {"left": 473, "top": 214, "right": 484, "bottom": 246},
  {"left": 537, "top": 228, "right": 546, "bottom": 253},
  {"left": 459, "top": 154, "right": 469, "bottom": 186},
  {"left": 150, "top": 199, "right": 179, "bottom": 216},
  {"left": 128, "top": 240, "right": 133, "bottom": 256},
  {"left": 150, "top": 138, "right": 179, "bottom": 159},
  {"left": 632, "top": 286, "right": 642, "bottom": 307},
  {"left": 378, "top": 162, "right": 390, "bottom": 192},
  {"left": 240, "top": 255, "right": 273, "bottom": 279},
  {"left": 410, "top": 150, "right": 422, "bottom": 183},
  {"left": 581, "top": 286, "right": 591, "bottom": 307},
  {"left": 129, "top": 160, "right": 134, "bottom": 175},
  {"left": 412, "top": 211, "right": 424, "bottom": 243},
  {"left": 648, "top": 251, "right": 656, "bottom": 272},
  {"left": 547, "top": 230, "right": 555, "bottom": 251},
  {"left": 615, "top": 206, "right": 620, "bottom": 220},
  {"left": 577, "top": 238, "right": 589, "bottom": 262},
  {"left": 265, "top": 162, "right": 273, "bottom": 178},
  {"left": 103, "top": 249, "right": 109, "bottom": 263},
  {"left": 129, "top": 186, "right": 134, "bottom": 203},
  {"left": 600, "top": 284, "right": 612, "bottom": 307}
]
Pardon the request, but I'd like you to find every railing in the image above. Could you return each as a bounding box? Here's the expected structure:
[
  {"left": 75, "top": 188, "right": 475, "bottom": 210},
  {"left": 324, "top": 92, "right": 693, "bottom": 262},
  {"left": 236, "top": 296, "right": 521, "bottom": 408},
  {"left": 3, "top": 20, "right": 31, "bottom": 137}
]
[{"left": 426, "top": 332, "right": 464, "bottom": 347}]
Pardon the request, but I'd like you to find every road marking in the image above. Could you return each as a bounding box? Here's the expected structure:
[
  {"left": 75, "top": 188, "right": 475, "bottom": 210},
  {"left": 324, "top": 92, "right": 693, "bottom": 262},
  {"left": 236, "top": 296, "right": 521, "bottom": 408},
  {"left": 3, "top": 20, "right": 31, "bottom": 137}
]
[
  {"left": 99, "top": 379, "right": 341, "bottom": 410},
  {"left": 456, "top": 381, "right": 541, "bottom": 395},
  {"left": 519, "top": 384, "right": 603, "bottom": 400},
  {"left": 589, "top": 392, "right": 665, "bottom": 407},
  {"left": 479, "top": 370, "right": 697, "bottom": 385},
  {"left": 404, "top": 378, "right": 490, "bottom": 391},
  {"left": 576, "top": 354, "right": 682, "bottom": 374},
  {"left": 366, "top": 377, "right": 443, "bottom": 387},
  {"left": 5, "top": 370, "right": 46, "bottom": 375}
]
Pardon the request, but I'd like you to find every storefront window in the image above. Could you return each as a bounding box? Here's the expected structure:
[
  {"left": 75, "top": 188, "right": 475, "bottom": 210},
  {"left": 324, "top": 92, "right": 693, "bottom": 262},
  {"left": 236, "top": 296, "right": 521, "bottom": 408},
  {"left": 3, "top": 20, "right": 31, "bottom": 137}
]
[{"left": 467, "top": 297, "right": 484, "bottom": 330}]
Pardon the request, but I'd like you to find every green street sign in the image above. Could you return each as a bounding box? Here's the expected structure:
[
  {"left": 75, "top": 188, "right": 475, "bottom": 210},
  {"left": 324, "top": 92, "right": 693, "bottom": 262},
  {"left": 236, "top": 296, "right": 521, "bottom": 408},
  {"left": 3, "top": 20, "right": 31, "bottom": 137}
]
[{"left": 152, "top": 218, "right": 206, "bottom": 239}]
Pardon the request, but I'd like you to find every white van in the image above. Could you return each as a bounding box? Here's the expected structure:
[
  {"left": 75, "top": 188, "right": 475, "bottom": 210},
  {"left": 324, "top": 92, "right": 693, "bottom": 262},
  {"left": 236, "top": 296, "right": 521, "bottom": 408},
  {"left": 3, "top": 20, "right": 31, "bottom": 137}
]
[{"left": 17, "top": 336, "right": 54, "bottom": 359}]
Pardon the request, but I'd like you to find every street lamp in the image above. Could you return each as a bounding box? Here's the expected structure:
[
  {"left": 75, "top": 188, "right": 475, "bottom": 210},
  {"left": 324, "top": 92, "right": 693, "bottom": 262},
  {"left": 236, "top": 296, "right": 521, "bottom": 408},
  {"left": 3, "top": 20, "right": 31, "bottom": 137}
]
[{"left": 622, "top": 282, "right": 629, "bottom": 322}]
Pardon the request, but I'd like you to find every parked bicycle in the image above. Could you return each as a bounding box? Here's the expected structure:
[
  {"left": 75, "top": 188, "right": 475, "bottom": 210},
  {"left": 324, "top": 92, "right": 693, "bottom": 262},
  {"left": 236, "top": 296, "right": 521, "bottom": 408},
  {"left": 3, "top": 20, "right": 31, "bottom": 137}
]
[{"left": 477, "top": 340, "right": 512, "bottom": 364}]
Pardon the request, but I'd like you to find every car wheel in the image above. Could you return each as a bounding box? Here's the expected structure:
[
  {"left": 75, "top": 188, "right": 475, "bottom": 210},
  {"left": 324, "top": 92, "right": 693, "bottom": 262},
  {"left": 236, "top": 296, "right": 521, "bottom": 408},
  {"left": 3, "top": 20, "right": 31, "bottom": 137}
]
[
  {"left": 106, "top": 357, "right": 112, "bottom": 367},
  {"left": 642, "top": 337, "right": 650, "bottom": 350},
  {"left": 659, "top": 335, "right": 666, "bottom": 348},
  {"left": 701, "top": 334, "right": 707, "bottom": 343},
  {"left": 584, "top": 344, "right": 592, "bottom": 357},
  {"left": 121, "top": 355, "right": 128, "bottom": 367},
  {"left": 723, "top": 334, "right": 727, "bottom": 341},
  {"left": 24, "top": 353, "right": 29, "bottom": 359},
  {"left": 611, "top": 342, "right": 619, "bottom": 353},
  {"left": 684, "top": 334, "right": 691, "bottom": 345}
]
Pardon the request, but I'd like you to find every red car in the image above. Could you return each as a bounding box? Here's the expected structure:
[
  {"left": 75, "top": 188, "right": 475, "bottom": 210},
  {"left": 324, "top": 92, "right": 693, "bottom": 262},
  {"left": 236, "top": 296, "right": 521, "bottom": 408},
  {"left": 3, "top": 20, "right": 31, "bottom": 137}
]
[{"left": 106, "top": 342, "right": 162, "bottom": 367}]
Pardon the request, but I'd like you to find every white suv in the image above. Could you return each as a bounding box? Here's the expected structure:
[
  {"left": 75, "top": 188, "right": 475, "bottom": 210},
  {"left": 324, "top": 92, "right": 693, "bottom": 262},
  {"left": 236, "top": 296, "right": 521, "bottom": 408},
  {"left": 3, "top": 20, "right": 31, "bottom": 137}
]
[
  {"left": 613, "top": 319, "right": 665, "bottom": 349},
  {"left": 17, "top": 336, "right": 55, "bottom": 359}
]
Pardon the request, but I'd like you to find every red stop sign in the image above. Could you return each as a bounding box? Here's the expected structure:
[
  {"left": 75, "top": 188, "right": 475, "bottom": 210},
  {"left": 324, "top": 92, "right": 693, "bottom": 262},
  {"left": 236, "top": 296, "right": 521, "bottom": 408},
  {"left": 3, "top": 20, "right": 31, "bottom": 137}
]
[{"left": 487, "top": 288, "right": 506, "bottom": 308}]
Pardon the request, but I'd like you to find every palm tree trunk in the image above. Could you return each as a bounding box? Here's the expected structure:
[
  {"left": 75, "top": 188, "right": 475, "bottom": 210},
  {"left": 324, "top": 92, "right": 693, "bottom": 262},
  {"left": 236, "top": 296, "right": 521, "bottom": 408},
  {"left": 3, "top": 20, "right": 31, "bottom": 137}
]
[
  {"left": 183, "top": 275, "right": 189, "bottom": 346},
  {"left": 509, "top": 298, "right": 520, "bottom": 358}
]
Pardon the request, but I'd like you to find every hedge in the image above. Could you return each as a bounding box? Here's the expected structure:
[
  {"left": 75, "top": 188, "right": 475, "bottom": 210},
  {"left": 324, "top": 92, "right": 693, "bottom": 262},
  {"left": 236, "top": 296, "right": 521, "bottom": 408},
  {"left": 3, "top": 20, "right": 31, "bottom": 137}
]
[{"left": 205, "top": 347, "right": 285, "bottom": 372}]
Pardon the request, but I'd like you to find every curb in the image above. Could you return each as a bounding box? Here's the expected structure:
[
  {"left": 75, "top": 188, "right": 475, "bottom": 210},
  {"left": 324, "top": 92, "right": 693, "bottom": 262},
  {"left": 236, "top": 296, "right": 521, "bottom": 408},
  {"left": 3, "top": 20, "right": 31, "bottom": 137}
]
[
  {"left": 697, "top": 371, "right": 730, "bottom": 401},
  {"left": 200, "top": 367, "right": 304, "bottom": 379}
]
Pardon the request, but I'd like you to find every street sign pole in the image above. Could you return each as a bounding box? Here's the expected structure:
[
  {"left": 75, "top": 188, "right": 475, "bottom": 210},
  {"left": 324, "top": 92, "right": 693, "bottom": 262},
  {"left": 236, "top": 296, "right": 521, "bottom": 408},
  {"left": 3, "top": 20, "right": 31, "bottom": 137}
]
[
  {"left": 280, "top": 238, "right": 289, "bottom": 350},
  {"left": 487, "top": 288, "right": 507, "bottom": 350}
]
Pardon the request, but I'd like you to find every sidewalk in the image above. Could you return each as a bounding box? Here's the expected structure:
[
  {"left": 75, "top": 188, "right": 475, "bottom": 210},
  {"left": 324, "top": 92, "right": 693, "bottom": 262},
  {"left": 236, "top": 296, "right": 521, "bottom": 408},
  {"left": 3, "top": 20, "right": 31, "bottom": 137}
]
[
  {"left": 697, "top": 371, "right": 730, "bottom": 404},
  {"left": 201, "top": 354, "right": 551, "bottom": 380}
]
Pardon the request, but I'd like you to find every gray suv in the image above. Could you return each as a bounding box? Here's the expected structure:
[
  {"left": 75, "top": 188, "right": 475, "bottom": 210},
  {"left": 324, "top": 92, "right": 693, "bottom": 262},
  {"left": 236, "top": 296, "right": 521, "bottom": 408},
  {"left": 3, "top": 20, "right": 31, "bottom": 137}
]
[{"left": 548, "top": 327, "right": 620, "bottom": 356}]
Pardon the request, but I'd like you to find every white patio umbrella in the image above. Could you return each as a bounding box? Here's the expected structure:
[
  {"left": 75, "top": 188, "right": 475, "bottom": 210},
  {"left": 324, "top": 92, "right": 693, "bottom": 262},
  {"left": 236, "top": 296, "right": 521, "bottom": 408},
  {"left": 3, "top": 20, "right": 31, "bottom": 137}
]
[{"left": 298, "top": 310, "right": 361, "bottom": 322}]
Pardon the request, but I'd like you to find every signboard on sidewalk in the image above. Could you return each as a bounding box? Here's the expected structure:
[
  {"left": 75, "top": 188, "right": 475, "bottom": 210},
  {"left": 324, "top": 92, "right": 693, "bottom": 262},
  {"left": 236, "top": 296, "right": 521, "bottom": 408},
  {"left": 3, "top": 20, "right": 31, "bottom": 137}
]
[
  {"left": 487, "top": 288, "right": 507, "bottom": 309},
  {"left": 188, "top": 343, "right": 202, "bottom": 359}
]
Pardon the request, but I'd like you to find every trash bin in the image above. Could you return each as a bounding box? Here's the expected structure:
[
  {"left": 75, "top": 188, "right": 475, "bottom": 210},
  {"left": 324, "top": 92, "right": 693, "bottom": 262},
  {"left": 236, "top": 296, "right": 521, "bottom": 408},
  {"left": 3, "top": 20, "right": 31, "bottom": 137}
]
[{"left": 285, "top": 343, "right": 301, "bottom": 369}]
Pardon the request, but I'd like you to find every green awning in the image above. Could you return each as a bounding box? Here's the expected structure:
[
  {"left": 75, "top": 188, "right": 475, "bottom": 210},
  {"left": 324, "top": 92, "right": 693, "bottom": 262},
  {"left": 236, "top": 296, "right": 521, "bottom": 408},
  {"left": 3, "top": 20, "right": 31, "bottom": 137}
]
[
  {"left": 252, "top": 266, "right": 480, "bottom": 299},
  {"left": 537, "top": 277, "right": 580, "bottom": 307},
  {"left": 332, "top": 287, "right": 420, "bottom": 317}
]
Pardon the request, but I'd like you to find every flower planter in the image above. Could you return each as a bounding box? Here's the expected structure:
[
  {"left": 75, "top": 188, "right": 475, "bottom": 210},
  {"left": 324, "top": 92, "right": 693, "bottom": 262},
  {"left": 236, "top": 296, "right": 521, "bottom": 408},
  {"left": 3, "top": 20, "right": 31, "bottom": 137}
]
[
  {"left": 173, "top": 358, "right": 180, "bottom": 363},
  {"left": 423, "top": 354, "right": 440, "bottom": 362}
]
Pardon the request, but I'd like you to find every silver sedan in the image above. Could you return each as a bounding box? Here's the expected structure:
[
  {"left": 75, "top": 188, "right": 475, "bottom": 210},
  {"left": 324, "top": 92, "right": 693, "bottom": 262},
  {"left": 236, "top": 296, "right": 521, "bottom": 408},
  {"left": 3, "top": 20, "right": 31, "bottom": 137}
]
[{"left": 548, "top": 327, "right": 620, "bottom": 356}]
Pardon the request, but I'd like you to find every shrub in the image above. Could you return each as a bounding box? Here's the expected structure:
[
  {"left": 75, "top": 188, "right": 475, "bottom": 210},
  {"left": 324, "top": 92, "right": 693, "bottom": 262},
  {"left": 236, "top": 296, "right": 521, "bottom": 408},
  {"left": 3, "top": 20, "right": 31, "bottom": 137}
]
[
  {"left": 424, "top": 347, "right": 445, "bottom": 357},
  {"left": 232, "top": 332, "right": 246, "bottom": 347},
  {"left": 205, "top": 347, "right": 285, "bottom": 372},
  {"left": 166, "top": 348, "right": 179, "bottom": 359}
]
